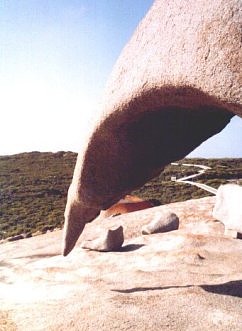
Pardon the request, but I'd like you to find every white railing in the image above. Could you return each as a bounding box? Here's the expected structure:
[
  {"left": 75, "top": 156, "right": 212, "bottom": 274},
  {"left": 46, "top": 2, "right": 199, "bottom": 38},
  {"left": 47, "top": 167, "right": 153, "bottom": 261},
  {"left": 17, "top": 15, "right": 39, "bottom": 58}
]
[{"left": 171, "top": 162, "right": 217, "bottom": 195}]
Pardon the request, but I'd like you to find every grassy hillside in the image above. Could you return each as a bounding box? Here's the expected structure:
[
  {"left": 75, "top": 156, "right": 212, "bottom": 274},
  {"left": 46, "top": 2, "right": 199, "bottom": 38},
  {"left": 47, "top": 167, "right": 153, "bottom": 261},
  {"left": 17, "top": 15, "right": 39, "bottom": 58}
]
[
  {"left": 0, "top": 152, "right": 76, "bottom": 239},
  {"left": 0, "top": 152, "right": 241, "bottom": 240}
]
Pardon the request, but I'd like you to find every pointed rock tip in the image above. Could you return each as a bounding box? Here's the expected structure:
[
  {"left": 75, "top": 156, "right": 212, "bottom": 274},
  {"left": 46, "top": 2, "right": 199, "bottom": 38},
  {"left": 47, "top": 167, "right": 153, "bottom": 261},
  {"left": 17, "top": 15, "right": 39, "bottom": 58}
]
[{"left": 62, "top": 204, "right": 100, "bottom": 256}]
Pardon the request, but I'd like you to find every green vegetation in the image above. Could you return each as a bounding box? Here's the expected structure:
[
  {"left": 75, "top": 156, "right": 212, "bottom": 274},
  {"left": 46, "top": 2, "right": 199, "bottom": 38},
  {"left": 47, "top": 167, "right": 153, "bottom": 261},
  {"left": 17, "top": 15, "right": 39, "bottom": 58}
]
[
  {"left": 0, "top": 152, "right": 241, "bottom": 240},
  {"left": 0, "top": 152, "right": 76, "bottom": 239},
  {"left": 134, "top": 158, "right": 242, "bottom": 204}
]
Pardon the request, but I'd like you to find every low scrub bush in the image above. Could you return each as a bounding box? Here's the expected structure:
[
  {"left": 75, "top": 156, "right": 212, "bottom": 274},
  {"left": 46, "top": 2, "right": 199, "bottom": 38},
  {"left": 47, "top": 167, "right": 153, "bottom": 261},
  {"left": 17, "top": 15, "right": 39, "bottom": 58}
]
[{"left": 0, "top": 152, "right": 241, "bottom": 239}]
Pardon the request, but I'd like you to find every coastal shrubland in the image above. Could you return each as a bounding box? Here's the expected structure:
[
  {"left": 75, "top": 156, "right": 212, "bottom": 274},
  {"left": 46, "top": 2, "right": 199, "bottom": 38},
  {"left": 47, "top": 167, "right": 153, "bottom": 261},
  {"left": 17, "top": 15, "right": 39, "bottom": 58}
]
[{"left": 0, "top": 152, "right": 241, "bottom": 239}]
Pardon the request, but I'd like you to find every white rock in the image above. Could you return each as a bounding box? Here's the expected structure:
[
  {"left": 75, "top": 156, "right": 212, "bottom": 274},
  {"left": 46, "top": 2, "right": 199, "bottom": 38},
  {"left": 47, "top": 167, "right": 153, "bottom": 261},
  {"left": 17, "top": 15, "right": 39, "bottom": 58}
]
[
  {"left": 213, "top": 184, "right": 242, "bottom": 235},
  {"left": 142, "top": 211, "right": 179, "bottom": 235},
  {"left": 81, "top": 225, "right": 124, "bottom": 252}
]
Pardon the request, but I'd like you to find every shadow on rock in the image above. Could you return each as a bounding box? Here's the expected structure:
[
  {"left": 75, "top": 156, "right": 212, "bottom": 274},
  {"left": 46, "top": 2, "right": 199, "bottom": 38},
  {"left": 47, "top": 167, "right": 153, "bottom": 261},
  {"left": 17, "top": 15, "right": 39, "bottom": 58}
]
[
  {"left": 13, "top": 253, "right": 59, "bottom": 260},
  {"left": 112, "top": 284, "right": 194, "bottom": 293},
  {"left": 112, "top": 280, "right": 242, "bottom": 297},
  {"left": 118, "top": 244, "right": 145, "bottom": 252},
  {"left": 201, "top": 280, "right": 242, "bottom": 298}
]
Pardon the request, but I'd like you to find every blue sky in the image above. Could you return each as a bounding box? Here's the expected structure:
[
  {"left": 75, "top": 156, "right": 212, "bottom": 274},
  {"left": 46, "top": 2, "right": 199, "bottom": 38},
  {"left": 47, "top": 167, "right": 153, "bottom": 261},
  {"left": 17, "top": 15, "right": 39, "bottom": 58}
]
[{"left": 0, "top": 0, "right": 241, "bottom": 157}]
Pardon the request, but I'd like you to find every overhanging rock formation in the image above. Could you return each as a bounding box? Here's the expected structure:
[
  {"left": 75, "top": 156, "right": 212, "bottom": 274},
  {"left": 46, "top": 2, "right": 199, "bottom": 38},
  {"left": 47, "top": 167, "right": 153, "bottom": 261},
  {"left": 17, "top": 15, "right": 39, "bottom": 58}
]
[{"left": 63, "top": 0, "right": 242, "bottom": 255}]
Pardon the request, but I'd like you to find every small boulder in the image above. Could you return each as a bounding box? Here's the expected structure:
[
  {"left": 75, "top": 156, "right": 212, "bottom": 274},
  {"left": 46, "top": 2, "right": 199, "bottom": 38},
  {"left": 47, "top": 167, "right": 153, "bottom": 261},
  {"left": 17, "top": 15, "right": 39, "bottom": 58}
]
[
  {"left": 81, "top": 225, "right": 124, "bottom": 252},
  {"left": 24, "top": 232, "right": 32, "bottom": 238},
  {"left": 142, "top": 211, "right": 179, "bottom": 235},
  {"left": 213, "top": 184, "right": 242, "bottom": 236},
  {"left": 7, "top": 234, "right": 25, "bottom": 242}
]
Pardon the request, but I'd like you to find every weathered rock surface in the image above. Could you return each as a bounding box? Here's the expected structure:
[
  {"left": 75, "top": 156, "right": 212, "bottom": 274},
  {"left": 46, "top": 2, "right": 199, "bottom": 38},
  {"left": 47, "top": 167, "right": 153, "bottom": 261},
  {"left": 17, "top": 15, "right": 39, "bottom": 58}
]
[
  {"left": 213, "top": 184, "right": 242, "bottom": 235},
  {"left": 142, "top": 211, "right": 179, "bottom": 234},
  {"left": 98, "top": 195, "right": 158, "bottom": 219},
  {"left": 63, "top": 0, "right": 242, "bottom": 256},
  {"left": 1, "top": 197, "right": 242, "bottom": 331},
  {"left": 81, "top": 225, "right": 124, "bottom": 252}
]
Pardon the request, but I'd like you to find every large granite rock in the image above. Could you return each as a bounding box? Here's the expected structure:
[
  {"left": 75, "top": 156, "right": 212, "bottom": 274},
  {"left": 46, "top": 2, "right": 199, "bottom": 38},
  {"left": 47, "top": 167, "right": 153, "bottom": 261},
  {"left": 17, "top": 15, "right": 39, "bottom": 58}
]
[
  {"left": 213, "top": 184, "right": 242, "bottom": 236},
  {"left": 1, "top": 197, "right": 242, "bottom": 331},
  {"left": 63, "top": 0, "right": 242, "bottom": 256}
]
